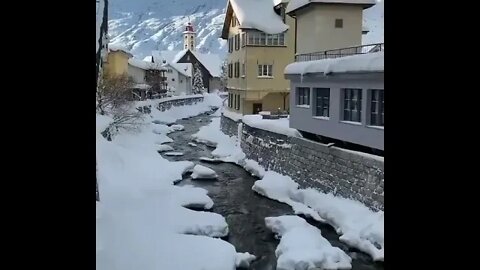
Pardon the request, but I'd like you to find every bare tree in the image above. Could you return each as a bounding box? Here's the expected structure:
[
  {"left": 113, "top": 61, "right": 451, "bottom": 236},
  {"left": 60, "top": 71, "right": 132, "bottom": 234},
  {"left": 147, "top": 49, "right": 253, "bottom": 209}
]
[{"left": 96, "top": 75, "right": 144, "bottom": 138}]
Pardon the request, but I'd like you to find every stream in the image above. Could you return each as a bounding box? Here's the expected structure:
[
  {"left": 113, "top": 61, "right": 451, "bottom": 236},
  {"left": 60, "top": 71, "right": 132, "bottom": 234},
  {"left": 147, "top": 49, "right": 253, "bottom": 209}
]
[{"left": 160, "top": 112, "right": 384, "bottom": 270}]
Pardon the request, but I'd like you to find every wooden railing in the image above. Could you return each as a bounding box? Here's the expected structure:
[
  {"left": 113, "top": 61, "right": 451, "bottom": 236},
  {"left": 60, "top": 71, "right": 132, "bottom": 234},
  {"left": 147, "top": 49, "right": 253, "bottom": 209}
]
[{"left": 295, "top": 43, "right": 384, "bottom": 62}]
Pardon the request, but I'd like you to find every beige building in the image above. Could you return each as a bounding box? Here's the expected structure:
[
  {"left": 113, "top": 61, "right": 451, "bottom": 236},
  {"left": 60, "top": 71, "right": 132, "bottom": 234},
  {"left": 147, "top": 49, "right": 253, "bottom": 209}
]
[
  {"left": 221, "top": 0, "right": 295, "bottom": 115},
  {"left": 103, "top": 45, "right": 133, "bottom": 78},
  {"left": 286, "top": 0, "right": 376, "bottom": 55}
]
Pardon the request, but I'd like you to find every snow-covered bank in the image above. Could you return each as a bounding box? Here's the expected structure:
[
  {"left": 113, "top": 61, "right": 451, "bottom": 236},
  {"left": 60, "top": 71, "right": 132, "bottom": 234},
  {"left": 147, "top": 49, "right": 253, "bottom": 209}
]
[
  {"left": 192, "top": 117, "right": 245, "bottom": 163},
  {"left": 265, "top": 215, "right": 352, "bottom": 270},
  {"left": 194, "top": 113, "right": 384, "bottom": 262},
  {"left": 96, "top": 93, "right": 253, "bottom": 270},
  {"left": 254, "top": 172, "right": 384, "bottom": 261}
]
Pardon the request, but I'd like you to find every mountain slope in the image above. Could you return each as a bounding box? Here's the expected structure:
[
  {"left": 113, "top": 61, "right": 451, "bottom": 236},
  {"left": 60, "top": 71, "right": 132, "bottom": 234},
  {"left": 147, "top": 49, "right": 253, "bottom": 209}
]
[{"left": 109, "top": 0, "right": 384, "bottom": 60}]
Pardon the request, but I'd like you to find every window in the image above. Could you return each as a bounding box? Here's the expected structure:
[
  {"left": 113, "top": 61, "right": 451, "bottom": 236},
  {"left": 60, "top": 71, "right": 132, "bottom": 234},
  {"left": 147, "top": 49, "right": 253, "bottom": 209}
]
[
  {"left": 246, "top": 31, "right": 286, "bottom": 46},
  {"left": 257, "top": 64, "right": 273, "bottom": 77},
  {"left": 172, "top": 78, "right": 175, "bottom": 81},
  {"left": 228, "top": 93, "right": 232, "bottom": 108},
  {"left": 234, "top": 62, "right": 239, "bottom": 78},
  {"left": 236, "top": 95, "right": 240, "bottom": 110},
  {"left": 232, "top": 15, "right": 236, "bottom": 27},
  {"left": 314, "top": 88, "right": 330, "bottom": 117},
  {"left": 241, "top": 62, "right": 245, "bottom": 77},
  {"left": 241, "top": 32, "right": 246, "bottom": 47},
  {"left": 235, "top": 34, "right": 240, "bottom": 50},
  {"left": 297, "top": 87, "right": 310, "bottom": 106},
  {"left": 343, "top": 89, "right": 362, "bottom": 122},
  {"left": 184, "top": 45, "right": 187, "bottom": 49},
  {"left": 370, "top": 89, "right": 384, "bottom": 126},
  {"left": 233, "top": 94, "right": 237, "bottom": 109},
  {"left": 185, "top": 36, "right": 187, "bottom": 39},
  {"left": 228, "top": 37, "right": 233, "bottom": 53},
  {"left": 228, "top": 63, "right": 233, "bottom": 78},
  {"left": 335, "top": 19, "right": 343, "bottom": 28}
]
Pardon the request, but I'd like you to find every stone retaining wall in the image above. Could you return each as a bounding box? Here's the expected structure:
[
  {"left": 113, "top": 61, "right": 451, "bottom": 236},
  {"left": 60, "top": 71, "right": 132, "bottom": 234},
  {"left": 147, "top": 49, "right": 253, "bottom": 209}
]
[{"left": 220, "top": 114, "right": 384, "bottom": 211}]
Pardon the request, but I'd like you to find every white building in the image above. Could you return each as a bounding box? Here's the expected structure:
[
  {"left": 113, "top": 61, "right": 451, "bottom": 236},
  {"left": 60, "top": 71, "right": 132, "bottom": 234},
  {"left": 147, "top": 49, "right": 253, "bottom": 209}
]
[{"left": 147, "top": 52, "right": 193, "bottom": 96}]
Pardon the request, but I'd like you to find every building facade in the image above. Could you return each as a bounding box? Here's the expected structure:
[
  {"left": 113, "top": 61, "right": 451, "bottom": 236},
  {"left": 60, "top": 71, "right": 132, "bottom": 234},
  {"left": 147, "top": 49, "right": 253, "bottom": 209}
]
[
  {"left": 284, "top": 0, "right": 382, "bottom": 152},
  {"left": 221, "top": 0, "right": 295, "bottom": 115}
]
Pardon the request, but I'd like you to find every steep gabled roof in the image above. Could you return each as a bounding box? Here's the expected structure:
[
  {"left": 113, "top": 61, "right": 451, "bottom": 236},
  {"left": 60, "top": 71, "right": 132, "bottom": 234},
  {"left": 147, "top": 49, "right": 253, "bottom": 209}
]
[{"left": 221, "top": 0, "right": 289, "bottom": 39}]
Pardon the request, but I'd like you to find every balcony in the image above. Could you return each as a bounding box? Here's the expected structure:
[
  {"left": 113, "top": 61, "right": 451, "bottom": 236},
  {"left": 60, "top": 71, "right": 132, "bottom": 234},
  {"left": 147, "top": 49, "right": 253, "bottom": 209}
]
[{"left": 295, "top": 43, "right": 384, "bottom": 62}]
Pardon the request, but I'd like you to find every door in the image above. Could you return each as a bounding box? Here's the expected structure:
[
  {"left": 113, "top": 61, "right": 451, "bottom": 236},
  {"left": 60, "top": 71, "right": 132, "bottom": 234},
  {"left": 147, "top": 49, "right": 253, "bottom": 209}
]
[{"left": 253, "top": 103, "right": 262, "bottom": 114}]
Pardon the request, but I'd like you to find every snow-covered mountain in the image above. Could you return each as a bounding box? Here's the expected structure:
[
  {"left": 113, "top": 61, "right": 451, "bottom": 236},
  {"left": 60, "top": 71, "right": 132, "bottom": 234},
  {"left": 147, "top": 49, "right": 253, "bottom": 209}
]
[{"left": 109, "top": 0, "right": 384, "bottom": 60}]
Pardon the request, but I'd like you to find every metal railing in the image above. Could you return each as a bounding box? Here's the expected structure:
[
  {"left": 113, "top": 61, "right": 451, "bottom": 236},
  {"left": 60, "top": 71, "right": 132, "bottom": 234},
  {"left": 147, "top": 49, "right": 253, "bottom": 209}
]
[{"left": 295, "top": 43, "right": 384, "bottom": 62}]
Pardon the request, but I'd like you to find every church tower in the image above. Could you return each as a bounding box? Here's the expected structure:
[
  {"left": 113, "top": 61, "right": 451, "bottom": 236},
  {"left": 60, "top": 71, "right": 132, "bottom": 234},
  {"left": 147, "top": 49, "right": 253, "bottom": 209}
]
[{"left": 183, "top": 22, "right": 196, "bottom": 51}]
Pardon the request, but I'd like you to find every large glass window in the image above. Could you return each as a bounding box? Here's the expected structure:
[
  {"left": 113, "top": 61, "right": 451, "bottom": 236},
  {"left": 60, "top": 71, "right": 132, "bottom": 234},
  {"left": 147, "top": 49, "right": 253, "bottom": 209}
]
[
  {"left": 297, "top": 87, "right": 310, "bottom": 106},
  {"left": 343, "top": 89, "right": 362, "bottom": 122},
  {"left": 370, "top": 89, "right": 384, "bottom": 126},
  {"left": 314, "top": 88, "right": 330, "bottom": 117}
]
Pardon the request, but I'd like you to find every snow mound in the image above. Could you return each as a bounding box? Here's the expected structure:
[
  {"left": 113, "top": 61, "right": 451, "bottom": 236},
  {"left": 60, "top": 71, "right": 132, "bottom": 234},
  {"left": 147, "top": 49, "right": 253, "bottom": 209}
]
[
  {"left": 191, "top": 165, "right": 218, "bottom": 180},
  {"left": 172, "top": 185, "right": 214, "bottom": 210},
  {"left": 244, "top": 159, "right": 266, "bottom": 178},
  {"left": 295, "top": 189, "right": 384, "bottom": 261},
  {"left": 266, "top": 215, "right": 352, "bottom": 270},
  {"left": 164, "top": 152, "right": 184, "bottom": 156},
  {"left": 193, "top": 117, "right": 246, "bottom": 163},
  {"left": 242, "top": 115, "right": 302, "bottom": 137},
  {"left": 253, "top": 171, "right": 384, "bottom": 261},
  {"left": 176, "top": 207, "right": 229, "bottom": 237},
  {"left": 188, "top": 142, "right": 198, "bottom": 147},
  {"left": 153, "top": 124, "right": 174, "bottom": 134},
  {"left": 171, "top": 124, "right": 185, "bottom": 131},
  {"left": 155, "top": 134, "right": 174, "bottom": 144},
  {"left": 235, "top": 252, "right": 257, "bottom": 268},
  {"left": 157, "top": 144, "right": 175, "bottom": 152}
]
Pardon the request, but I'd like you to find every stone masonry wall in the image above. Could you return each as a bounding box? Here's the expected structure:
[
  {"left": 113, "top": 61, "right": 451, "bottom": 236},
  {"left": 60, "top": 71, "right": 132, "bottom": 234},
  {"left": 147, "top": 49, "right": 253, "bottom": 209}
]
[
  {"left": 220, "top": 113, "right": 240, "bottom": 137},
  {"left": 157, "top": 96, "right": 204, "bottom": 111},
  {"left": 220, "top": 115, "right": 384, "bottom": 211}
]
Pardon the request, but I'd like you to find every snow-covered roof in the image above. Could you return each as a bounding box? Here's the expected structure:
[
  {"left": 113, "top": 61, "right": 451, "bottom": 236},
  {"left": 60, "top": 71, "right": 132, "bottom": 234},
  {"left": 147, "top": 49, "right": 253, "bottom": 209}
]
[
  {"left": 128, "top": 57, "right": 167, "bottom": 71},
  {"left": 108, "top": 43, "right": 133, "bottom": 57},
  {"left": 191, "top": 51, "right": 222, "bottom": 78},
  {"left": 152, "top": 50, "right": 193, "bottom": 77},
  {"left": 227, "top": 0, "right": 289, "bottom": 34},
  {"left": 154, "top": 50, "right": 222, "bottom": 78},
  {"left": 286, "top": 0, "right": 376, "bottom": 14},
  {"left": 285, "top": 51, "right": 383, "bottom": 75}
]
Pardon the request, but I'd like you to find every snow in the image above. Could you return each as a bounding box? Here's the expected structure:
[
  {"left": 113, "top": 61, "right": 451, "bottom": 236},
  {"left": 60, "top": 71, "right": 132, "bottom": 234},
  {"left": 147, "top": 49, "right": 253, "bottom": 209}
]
[
  {"left": 150, "top": 93, "right": 223, "bottom": 125},
  {"left": 191, "top": 164, "right": 218, "bottom": 180},
  {"left": 164, "top": 152, "right": 184, "bottom": 156},
  {"left": 108, "top": 0, "right": 382, "bottom": 60},
  {"left": 242, "top": 115, "right": 302, "bottom": 137},
  {"left": 152, "top": 50, "right": 193, "bottom": 77},
  {"left": 252, "top": 171, "right": 384, "bottom": 261},
  {"left": 171, "top": 124, "right": 185, "bottom": 131},
  {"left": 96, "top": 92, "right": 252, "bottom": 270},
  {"left": 265, "top": 215, "right": 352, "bottom": 270},
  {"left": 129, "top": 57, "right": 166, "bottom": 71},
  {"left": 192, "top": 51, "right": 222, "bottom": 77},
  {"left": 108, "top": 43, "right": 133, "bottom": 57},
  {"left": 222, "top": 109, "right": 243, "bottom": 122},
  {"left": 192, "top": 117, "right": 245, "bottom": 163},
  {"left": 235, "top": 252, "right": 257, "bottom": 268},
  {"left": 244, "top": 159, "right": 266, "bottom": 178},
  {"left": 157, "top": 144, "right": 175, "bottom": 152},
  {"left": 229, "top": 0, "right": 289, "bottom": 34},
  {"left": 286, "top": 0, "right": 376, "bottom": 14},
  {"left": 188, "top": 142, "right": 198, "bottom": 147},
  {"left": 285, "top": 51, "right": 384, "bottom": 76},
  {"left": 172, "top": 185, "right": 214, "bottom": 209}
]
